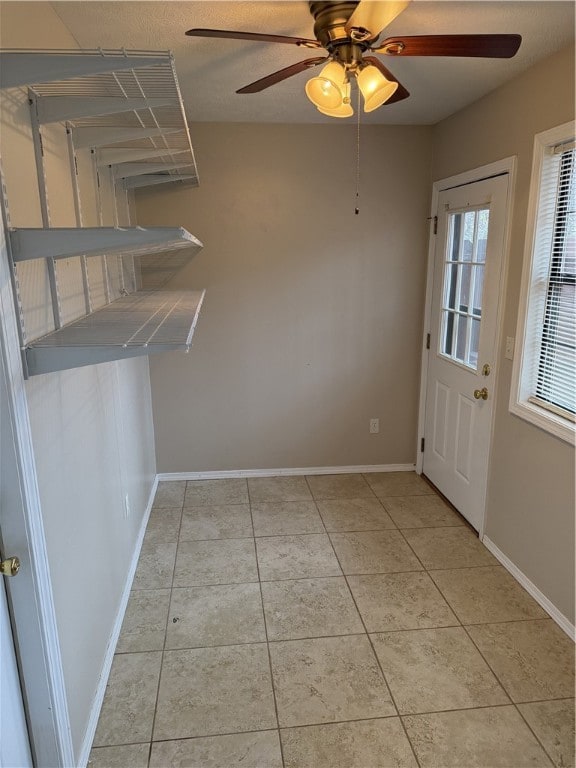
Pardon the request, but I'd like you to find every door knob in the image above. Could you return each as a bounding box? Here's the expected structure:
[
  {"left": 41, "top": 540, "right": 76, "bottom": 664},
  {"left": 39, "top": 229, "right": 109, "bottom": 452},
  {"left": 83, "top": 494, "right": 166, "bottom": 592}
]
[
  {"left": 474, "top": 387, "right": 488, "bottom": 400},
  {"left": 0, "top": 556, "right": 20, "bottom": 577}
]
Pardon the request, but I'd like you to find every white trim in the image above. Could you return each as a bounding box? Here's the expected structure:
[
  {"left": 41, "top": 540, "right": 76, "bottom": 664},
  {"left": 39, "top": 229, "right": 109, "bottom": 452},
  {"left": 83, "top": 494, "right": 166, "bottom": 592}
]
[
  {"left": 482, "top": 536, "right": 575, "bottom": 641},
  {"left": 417, "top": 156, "right": 517, "bottom": 539},
  {"left": 77, "top": 475, "right": 158, "bottom": 768},
  {"left": 0, "top": 199, "right": 75, "bottom": 766},
  {"left": 157, "top": 464, "right": 415, "bottom": 482},
  {"left": 509, "top": 120, "right": 576, "bottom": 447}
]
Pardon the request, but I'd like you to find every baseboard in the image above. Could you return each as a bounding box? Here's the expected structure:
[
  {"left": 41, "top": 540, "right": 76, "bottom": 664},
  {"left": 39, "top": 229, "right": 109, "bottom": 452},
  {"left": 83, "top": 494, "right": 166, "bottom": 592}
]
[
  {"left": 78, "top": 475, "right": 159, "bottom": 768},
  {"left": 482, "top": 536, "right": 575, "bottom": 641},
  {"left": 157, "top": 463, "right": 416, "bottom": 481}
]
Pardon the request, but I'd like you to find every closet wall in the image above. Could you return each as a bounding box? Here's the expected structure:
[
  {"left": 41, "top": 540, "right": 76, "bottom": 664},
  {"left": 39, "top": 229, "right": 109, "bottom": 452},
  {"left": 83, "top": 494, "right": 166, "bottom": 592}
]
[{"left": 0, "top": 5, "right": 157, "bottom": 761}]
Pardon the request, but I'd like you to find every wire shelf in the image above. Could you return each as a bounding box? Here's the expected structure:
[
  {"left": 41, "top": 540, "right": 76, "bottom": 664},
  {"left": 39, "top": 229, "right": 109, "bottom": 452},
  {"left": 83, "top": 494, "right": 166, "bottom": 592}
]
[
  {"left": 9, "top": 226, "right": 203, "bottom": 262},
  {"left": 0, "top": 48, "right": 199, "bottom": 188},
  {"left": 25, "top": 290, "right": 205, "bottom": 375}
]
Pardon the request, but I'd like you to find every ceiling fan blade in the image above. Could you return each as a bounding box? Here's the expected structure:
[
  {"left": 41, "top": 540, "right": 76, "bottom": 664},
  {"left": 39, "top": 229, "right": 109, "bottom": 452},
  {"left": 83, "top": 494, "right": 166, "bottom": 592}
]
[
  {"left": 236, "top": 57, "right": 328, "bottom": 94},
  {"left": 185, "top": 28, "right": 322, "bottom": 48},
  {"left": 363, "top": 56, "right": 409, "bottom": 104},
  {"left": 374, "top": 34, "right": 522, "bottom": 58},
  {"left": 345, "top": 1, "right": 411, "bottom": 40}
]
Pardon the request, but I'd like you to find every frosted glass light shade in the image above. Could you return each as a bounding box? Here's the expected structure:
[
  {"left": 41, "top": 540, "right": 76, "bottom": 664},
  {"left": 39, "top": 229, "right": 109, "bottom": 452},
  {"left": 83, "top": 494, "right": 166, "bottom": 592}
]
[
  {"left": 357, "top": 65, "right": 398, "bottom": 112},
  {"left": 305, "top": 61, "right": 346, "bottom": 109},
  {"left": 317, "top": 81, "right": 353, "bottom": 118}
]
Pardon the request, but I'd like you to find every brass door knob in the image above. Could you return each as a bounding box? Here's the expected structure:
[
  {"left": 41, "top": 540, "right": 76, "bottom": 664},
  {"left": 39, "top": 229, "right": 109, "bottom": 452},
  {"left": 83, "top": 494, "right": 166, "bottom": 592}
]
[
  {"left": 474, "top": 387, "right": 488, "bottom": 400},
  {"left": 0, "top": 556, "right": 20, "bottom": 577}
]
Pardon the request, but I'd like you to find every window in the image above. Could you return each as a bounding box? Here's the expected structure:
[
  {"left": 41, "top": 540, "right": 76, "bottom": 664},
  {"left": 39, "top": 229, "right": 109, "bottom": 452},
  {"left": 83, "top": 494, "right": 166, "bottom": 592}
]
[
  {"left": 440, "top": 207, "right": 488, "bottom": 370},
  {"left": 511, "top": 121, "right": 576, "bottom": 444}
]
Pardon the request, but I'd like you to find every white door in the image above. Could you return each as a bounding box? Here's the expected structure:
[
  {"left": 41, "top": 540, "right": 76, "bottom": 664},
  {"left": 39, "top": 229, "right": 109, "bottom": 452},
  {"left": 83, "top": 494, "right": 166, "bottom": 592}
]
[
  {"left": 423, "top": 174, "right": 509, "bottom": 530},
  {"left": 0, "top": 580, "right": 32, "bottom": 768}
]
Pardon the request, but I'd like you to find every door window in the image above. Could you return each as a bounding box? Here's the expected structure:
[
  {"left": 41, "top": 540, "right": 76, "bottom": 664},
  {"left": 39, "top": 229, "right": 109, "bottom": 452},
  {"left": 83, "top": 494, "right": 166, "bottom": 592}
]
[{"left": 440, "top": 207, "right": 489, "bottom": 370}]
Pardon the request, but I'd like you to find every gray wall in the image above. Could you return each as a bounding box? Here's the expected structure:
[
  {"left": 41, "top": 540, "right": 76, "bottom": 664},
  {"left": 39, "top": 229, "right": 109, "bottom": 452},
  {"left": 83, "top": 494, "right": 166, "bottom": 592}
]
[
  {"left": 137, "top": 123, "right": 433, "bottom": 472},
  {"left": 0, "top": 3, "right": 158, "bottom": 760},
  {"left": 431, "top": 44, "right": 575, "bottom": 625}
]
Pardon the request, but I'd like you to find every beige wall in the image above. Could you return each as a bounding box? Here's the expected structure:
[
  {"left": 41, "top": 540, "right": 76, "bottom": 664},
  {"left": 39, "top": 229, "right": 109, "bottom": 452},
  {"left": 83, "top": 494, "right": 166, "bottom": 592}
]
[
  {"left": 432, "top": 44, "right": 575, "bottom": 624},
  {"left": 137, "top": 123, "right": 433, "bottom": 472}
]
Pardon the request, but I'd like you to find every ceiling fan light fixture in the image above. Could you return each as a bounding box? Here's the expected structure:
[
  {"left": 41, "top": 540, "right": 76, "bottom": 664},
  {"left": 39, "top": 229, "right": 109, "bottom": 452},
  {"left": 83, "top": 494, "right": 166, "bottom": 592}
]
[
  {"left": 357, "top": 64, "right": 398, "bottom": 112},
  {"left": 305, "top": 60, "right": 346, "bottom": 109},
  {"left": 317, "top": 80, "right": 354, "bottom": 118}
]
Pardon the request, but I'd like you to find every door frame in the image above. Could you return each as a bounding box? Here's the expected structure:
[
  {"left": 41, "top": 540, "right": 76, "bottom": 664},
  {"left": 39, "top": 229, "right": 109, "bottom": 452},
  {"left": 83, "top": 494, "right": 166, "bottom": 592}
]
[
  {"left": 416, "top": 156, "right": 517, "bottom": 537},
  {"left": 0, "top": 212, "right": 74, "bottom": 765}
]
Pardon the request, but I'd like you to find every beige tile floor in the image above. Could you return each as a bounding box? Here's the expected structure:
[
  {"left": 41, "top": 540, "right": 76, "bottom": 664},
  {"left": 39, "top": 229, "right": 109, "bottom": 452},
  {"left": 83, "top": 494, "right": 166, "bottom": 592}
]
[{"left": 88, "top": 473, "right": 575, "bottom": 768}]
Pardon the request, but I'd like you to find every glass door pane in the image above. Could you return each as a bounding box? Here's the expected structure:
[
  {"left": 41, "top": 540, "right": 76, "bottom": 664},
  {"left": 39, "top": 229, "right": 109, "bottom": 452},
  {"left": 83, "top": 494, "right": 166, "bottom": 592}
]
[{"left": 440, "top": 206, "right": 490, "bottom": 370}]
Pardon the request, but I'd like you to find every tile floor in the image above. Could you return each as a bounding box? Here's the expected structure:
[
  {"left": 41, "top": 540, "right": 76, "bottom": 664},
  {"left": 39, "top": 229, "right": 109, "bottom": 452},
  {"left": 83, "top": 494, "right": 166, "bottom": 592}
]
[{"left": 88, "top": 473, "right": 575, "bottom": 768}]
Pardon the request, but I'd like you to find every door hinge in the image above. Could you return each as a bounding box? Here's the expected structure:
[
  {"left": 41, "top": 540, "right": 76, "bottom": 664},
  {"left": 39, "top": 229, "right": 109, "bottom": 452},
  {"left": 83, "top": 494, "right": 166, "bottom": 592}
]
[
  {"left": 433, "top": 215, "right": 438, "bottom": 235},
  {"left": 426, "top": 333, "right": 430, "bottom": 350},
  {"left": 421, "top": 437, "right": 425, "bottom": 453}
]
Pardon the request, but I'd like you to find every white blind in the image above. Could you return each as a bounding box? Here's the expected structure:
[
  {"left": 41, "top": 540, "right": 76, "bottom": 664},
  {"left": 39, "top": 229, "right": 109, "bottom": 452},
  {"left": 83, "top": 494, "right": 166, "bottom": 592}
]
[{"left": 533, "top": 145, "right": 576, "bottom": 417}]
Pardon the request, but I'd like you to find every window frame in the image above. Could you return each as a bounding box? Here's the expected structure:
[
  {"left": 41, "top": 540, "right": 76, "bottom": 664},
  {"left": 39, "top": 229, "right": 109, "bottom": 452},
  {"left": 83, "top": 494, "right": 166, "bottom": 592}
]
[{"left": 510, "top": 120, "right": 576, "bottom": 445}]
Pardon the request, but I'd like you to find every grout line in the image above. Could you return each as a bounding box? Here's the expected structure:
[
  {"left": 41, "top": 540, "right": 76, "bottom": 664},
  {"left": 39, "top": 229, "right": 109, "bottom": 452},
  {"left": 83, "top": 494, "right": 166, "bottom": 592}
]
[
  {"left": 247, "top": 481, "right": 286, "bottom": 768},
  {"left": 460, "top": 616, "right": 556, "bottom": 627},
  {"left": 149, "top": 726, "right": 282, "bottom": 744},
  {"left": 456, "top": 621, "right": 561, "bottom": 763},
  {"left": 146, "top": 502, "right": 184, "bottom": 763},
  {"left": 401, "top": 698, "right": 562, "bottom": 767},
  {"left": 320, "top": 523, "right": 423, "bottom": 768},
  {"left": 399, "top": 700, "right": 539, "bottom": 720},
  {"left": 463, "top": 616, "right": 557, "bottom": 627},
  {"left": 276, "top": 713, "right": 402, "bottom": 731},
  {"left": 513, "top": 701, "right": 573, "bottom": 767},
  {"left": 181, "top": 501, "right": 252, "bottom": 509}
]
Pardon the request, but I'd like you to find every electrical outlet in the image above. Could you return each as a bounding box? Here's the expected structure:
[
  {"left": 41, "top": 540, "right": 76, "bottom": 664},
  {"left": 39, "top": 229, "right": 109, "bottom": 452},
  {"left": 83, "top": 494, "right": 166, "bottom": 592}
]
[
  {"left": 124, "top": 494, "right": 131, "bottom": 518},
  {"left": 369, "top": 418, "right": 379, "bottom": 434},
  {"left": 505, "top": 336, "right": 515, "bottom": 360}
]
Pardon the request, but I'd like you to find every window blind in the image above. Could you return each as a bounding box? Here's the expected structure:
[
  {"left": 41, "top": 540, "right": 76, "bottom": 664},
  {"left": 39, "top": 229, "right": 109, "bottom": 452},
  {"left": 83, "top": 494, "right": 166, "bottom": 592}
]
[{"left": 533, "top": 145, "right": 576, "bottom": 417}]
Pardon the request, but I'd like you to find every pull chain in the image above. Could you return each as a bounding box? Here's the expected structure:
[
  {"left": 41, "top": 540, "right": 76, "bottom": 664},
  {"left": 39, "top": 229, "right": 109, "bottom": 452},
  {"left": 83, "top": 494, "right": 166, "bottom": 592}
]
[{"left": 355, "top": 86, "right": 361, "bottom": 215}]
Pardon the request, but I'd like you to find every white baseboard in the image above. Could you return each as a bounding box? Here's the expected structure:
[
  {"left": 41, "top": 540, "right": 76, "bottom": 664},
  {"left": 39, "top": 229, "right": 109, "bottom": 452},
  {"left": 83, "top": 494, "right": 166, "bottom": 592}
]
[
  {"left": 78, "top": 475, "right": 159, "bottom": 768},
  {"left": 482, "top": 536, "right": 575, "bottom": 641},
  {"left": 157, "top": 463, "right": 416, "bottom": 481}
]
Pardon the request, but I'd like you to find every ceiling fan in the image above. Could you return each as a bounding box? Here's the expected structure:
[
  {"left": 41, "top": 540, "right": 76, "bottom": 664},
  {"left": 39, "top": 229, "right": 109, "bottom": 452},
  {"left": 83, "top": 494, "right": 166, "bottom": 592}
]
[{"left": 185, "top": 1, "right": 522, "bottom": 117}]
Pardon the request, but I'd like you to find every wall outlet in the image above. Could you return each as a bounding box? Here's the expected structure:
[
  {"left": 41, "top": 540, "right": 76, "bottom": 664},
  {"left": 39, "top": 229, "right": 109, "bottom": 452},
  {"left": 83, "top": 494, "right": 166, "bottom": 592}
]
[
  {"left": 369, "top": 418, "right": 380, "bottom": 434},
  {"left": 505, "top": 336, "right": 515, "bottom": 360},
  {"left": 124, "top": 493, "right": 131, "bottom": 518}
]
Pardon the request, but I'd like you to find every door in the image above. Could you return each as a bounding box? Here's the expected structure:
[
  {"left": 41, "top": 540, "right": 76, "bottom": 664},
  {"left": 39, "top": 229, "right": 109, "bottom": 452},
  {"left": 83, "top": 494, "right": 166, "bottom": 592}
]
[
  {"left": 0, "top": 578, "right": 32, "bottom": 768},
  {"left": 423, "top": 174, "right": 509, "bottom": 530}
]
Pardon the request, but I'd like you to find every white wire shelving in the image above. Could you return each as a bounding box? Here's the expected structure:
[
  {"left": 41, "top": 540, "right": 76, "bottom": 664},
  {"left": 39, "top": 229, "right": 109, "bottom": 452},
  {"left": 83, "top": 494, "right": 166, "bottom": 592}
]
[
  {"left": 0, "top": 48, "right": 206, "bottom": 376},
  {"left": 25, "top": 290, "right": 205, "bottom": 375},
  {"left": 0, "top": 47, "right": 199, "bottom": 188},
  {"left": 8, "top": 226, "right": 202, "bottom": 262}
]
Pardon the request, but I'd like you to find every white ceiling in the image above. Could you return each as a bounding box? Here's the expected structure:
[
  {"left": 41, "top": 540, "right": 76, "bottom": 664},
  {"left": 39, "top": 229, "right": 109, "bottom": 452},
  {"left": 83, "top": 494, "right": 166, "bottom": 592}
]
[{"left": 52, "top": 1, "right": 574, "bottom": 125}]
